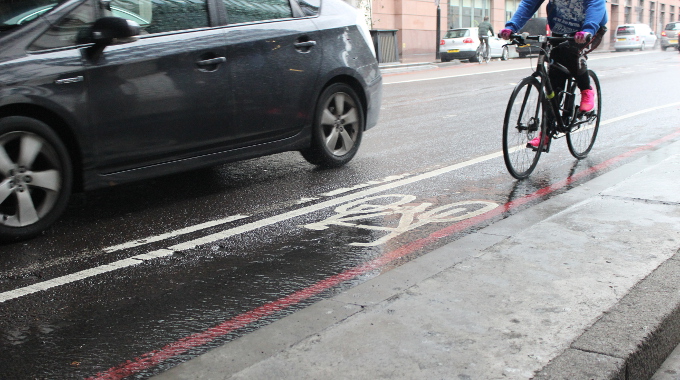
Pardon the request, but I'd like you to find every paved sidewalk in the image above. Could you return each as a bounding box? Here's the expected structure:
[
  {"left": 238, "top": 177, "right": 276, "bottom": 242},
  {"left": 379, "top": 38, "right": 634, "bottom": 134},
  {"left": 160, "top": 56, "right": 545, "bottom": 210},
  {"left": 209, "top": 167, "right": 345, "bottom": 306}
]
[{"left": 157, "top": 139, "right": 680, "bottom": 380}]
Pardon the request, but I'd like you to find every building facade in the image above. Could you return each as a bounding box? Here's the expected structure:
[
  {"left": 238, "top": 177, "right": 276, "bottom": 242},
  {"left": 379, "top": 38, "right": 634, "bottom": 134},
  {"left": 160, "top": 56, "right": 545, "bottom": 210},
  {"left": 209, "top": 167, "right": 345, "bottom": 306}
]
[{"left": 344, "top": 0, "right": 680, "bottom": 61}]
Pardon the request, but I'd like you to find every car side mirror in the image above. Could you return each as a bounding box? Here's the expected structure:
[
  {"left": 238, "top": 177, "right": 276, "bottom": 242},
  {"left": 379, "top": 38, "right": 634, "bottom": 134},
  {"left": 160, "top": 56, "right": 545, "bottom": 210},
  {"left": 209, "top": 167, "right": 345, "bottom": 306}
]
[
  {"left": 84, "top": 17, "right": 140, "bottom": 61},
  {"left": 89, "top": 17, "right": 140, "bottom": 46}
]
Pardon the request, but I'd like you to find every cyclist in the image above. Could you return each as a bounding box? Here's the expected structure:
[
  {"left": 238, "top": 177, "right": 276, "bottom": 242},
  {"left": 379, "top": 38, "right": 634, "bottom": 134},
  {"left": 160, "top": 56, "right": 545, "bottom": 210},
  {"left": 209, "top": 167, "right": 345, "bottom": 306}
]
[
  {"left": 500, "top": 0, "right": 607, "bottom": 147},
  {"left": 478, "top": 16, "right": 494, "bottom": 59}
]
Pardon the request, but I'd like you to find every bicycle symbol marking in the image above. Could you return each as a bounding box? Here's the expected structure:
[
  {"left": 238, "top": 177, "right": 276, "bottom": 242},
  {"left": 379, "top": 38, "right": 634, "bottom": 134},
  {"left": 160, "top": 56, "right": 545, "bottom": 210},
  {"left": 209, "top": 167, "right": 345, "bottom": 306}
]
[{"left": 304, "top": 194, "right": 498, "bottom": 247}]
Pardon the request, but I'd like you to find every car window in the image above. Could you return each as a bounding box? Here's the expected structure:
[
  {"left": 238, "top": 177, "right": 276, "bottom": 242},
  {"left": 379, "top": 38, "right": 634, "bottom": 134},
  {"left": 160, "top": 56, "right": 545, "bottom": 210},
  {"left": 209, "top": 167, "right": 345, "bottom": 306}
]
[
  {"left": 0, "top": 0, "right": 66, "bottom": 30},
  {"left": 29, "top": 0, "right": 95, "bottom": 50},
  {"left": 110, "top": 0, "right": 209, "bottom": 34},
  {"left": 519, "top": 18, "right": 548, "bottom": 35},
  {"left": 445, "top": 29, "right": 469, "bottom": 38},
  {"left": 617, "top": 26, "right": 634, "bottom": 35},
  {"left": 224, "top": 0, "right": 293, "bottom": 24},
  {"left": 297, "top": 0, "right": 319, "bottom": 16},
  {"left": 665, "top": 23, "right": 680, "bottom": 30}
]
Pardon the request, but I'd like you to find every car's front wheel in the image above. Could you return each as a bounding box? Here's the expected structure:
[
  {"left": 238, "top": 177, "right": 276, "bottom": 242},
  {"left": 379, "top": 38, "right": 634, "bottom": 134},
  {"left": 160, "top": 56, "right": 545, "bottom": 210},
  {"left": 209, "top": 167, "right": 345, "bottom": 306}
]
[
  {"left": 0, "top": 116, "right": 73, "bottom": 242},
  {"left": 301, "top": 83, "right": 364, "bottom": 168}
]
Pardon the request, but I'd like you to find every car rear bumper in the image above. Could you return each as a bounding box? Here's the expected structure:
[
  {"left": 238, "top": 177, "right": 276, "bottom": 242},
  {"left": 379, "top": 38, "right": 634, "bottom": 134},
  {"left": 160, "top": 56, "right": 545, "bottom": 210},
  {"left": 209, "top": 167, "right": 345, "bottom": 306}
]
[
  {"left": 614, "top": 40, "right": 643, "bottom": 49},
  {"left": 660, "top": 36, "right": 679, "bottom": 48},
  {"left": 439, "top": 50, "right": 476, "bottom": 60}
]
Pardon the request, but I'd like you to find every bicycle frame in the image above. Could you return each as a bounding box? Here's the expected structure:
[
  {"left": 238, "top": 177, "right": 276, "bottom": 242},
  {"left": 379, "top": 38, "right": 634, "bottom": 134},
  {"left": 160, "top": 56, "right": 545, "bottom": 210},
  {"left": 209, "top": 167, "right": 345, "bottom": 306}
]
[
  {"left": 521, "top": 36, "right": 573, "bottom": 134},
  {"left": 502, "top": 33, "right": 602, "bottom": 178},
  {"left": 513, "top": 35, "right": 600, "bottom": 133}
]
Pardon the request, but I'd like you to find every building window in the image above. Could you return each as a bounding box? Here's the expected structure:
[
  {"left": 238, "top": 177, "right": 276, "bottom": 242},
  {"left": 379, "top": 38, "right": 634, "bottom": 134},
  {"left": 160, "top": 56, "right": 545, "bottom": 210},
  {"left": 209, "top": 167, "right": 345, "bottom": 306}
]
[
  {"left": 448, "top": 0, "right": 491, "bottom": 29},
  {"left": 638, "top": 0, "right": 644, "bottom": 22},
  {"left": 504, "top": 0, "right": 519, "bottom": 23}
]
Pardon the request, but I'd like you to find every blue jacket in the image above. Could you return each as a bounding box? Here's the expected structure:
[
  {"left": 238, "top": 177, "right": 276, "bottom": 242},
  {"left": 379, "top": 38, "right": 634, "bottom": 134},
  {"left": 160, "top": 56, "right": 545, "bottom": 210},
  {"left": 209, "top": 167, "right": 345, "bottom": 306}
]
[{"left": 505, "top": 0, "right": 608, "bottom": 36}]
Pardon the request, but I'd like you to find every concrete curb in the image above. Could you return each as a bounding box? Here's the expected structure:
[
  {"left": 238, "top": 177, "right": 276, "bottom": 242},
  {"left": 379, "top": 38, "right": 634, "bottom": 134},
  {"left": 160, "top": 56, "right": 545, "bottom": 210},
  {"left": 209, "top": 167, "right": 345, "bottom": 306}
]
[{"left": 534, "top": 252, "right": 680, "bottom": 380}]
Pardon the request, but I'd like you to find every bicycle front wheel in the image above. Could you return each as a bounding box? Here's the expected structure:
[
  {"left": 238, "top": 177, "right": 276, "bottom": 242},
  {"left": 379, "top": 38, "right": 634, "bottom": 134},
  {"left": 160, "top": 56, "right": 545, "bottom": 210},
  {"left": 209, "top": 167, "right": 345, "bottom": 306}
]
[
  {"left": 502, "top": 77, "right": 546, "bottom": 179},
  {"left": 567, "top": 70, "right": 601, "bottom": 159}
]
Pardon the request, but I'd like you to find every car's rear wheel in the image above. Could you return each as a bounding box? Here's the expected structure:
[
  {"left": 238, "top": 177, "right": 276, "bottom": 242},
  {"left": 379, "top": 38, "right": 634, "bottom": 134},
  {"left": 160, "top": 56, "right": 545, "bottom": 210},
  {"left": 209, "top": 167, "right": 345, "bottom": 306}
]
[
  {"left": 640, "top": 42, "right": 645, "bottom": 51},
  {"left": 301, "top": 83, "right": 364, "bottom": 168},
  {"left": 0, "top": 116, "right": 72, "bottom": 242}
]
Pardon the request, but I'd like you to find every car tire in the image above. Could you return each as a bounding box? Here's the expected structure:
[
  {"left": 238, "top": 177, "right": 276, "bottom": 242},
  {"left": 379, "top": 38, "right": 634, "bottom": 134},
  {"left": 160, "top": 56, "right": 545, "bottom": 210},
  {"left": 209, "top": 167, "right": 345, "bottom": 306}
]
[
  {"left": 662, "top": 46, "right": 667, "bottom": 51},
  {"left": 0, "top": 116, "right": 73, "bottom": 242},
  {"left": 640, "top": 42, "right": 645, "bottom": 51},
  {"left": 518, "top": 52, "right": 526, "bottom": 58},
  {"left": 501, "top": 46, "right": 509, "bottom": 61},
  {"left": 300, "top": 83, "right": 364, "bottom": 168},
  {"left": 441, "top": 56, "right": 451, "bottom": 62}
]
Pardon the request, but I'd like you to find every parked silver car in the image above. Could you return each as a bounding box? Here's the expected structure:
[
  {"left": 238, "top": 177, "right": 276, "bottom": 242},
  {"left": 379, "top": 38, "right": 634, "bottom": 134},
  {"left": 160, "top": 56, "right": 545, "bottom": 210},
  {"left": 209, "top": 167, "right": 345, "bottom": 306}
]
[
  {"left": 614, "top": 24, "right": 657, "bottom": 51},
  {"left": 660, "top": 21, "right": 680, "bottom": 51},
  {"left": 439, "top": 27, "right": 509, "bottom": 62}
]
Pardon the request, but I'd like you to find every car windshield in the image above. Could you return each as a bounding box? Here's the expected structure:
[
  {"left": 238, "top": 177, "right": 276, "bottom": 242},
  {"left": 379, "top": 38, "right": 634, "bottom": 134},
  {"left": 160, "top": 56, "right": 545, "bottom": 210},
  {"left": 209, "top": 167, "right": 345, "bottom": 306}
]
[
  {"left": 0, "top": 0, "right": 64, "bottom": 31},
  {"left": 616, "top": 26, "right": 635, "bottom": 35},
  {"left": 445, "top": 29, "right": 469, "bottom": 38}
]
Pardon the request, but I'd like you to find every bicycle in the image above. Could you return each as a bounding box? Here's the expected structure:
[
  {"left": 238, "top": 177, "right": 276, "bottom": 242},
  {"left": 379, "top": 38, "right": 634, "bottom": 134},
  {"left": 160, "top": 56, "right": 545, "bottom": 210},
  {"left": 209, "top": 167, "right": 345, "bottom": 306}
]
[
  {"left": 502, "top": 33, "right": 602, "bottom": 179},
  {"left": 476, "top": 37, "right": 490, "bottom": 63}
]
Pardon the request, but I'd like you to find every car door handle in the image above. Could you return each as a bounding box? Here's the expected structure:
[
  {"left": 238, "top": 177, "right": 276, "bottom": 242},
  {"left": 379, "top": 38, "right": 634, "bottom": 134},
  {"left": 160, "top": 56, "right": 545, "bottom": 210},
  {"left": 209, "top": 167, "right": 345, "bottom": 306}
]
[
  {"left": 196, "top": 57, "right": 226, "bottom": 66},
  {"left": 55, "top": 76, "right": 84, "bottom": 85},
  {"left": 294, "top": 41, "right": 317, "bottom": 48}
]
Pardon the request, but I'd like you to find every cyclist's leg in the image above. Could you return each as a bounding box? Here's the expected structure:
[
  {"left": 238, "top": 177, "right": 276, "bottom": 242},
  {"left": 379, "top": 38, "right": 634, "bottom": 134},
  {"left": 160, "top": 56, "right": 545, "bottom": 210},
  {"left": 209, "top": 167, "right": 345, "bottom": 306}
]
[
  {"left": 548, "top": 43, "right": 576, "bottom": 95},
  {"left": 553, "top": 43, "right": 593, "bottom": 110}
]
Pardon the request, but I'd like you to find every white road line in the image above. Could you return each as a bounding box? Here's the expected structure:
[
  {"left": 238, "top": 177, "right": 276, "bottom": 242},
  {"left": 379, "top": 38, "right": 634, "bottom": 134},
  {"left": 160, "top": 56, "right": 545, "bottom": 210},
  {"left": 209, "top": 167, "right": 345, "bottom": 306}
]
[
  {"left": 102, "top": 214, "right": 249, "bottom": 253},
  {"left": 383, "top": 52, "right": 640, "bottom": 85},
  {"left": 385, "top": 68, "right": 527, "bottom": 85},
  {"left": 600, "top": 102, "right": 680, "bottom": 126},
  {"left": 1, "top": 102, "right": 679, "bottom": 304}
]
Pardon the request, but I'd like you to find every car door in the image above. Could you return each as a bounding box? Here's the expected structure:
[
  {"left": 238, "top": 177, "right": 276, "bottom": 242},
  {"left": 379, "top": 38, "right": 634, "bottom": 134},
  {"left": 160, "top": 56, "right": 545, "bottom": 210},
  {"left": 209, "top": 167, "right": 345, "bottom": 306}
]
[
  {"left": 488, "top": 33, "right": 502, "bottom": 57},
  {"left": 85, "top": 0, "right": 233, "bottom": 172},
  {"left": 220, "top": 0, "right": 322, "bottom": 146}
]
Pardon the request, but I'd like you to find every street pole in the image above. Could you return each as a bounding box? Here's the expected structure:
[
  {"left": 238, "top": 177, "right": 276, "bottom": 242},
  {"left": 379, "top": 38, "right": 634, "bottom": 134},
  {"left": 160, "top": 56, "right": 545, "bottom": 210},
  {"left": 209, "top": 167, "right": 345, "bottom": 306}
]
[{"left": 436, "top": 3, "right": 441, "bottom": 60}]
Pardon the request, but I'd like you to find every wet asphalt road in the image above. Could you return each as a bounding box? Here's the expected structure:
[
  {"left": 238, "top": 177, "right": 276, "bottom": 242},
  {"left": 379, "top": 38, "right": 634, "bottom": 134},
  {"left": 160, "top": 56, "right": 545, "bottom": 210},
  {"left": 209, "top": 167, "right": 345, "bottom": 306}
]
[{"left": 1, "top": 50, "right": 679, "bottom": 379}]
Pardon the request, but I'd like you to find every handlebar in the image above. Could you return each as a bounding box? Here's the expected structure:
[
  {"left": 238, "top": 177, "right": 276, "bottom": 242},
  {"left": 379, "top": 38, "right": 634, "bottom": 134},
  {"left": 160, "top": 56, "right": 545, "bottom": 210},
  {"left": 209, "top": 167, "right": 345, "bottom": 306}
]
[{"left": 499, "top": 33, "right": 590, "bottom": 45}]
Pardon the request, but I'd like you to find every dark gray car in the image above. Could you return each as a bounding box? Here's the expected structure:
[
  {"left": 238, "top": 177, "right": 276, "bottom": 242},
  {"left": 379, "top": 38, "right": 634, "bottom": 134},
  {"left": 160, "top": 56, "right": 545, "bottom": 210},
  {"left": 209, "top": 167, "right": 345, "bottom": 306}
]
[
  {"left": 0, "top": 0, "right": 382, "bottom": 241},
  {"left": 660, "top": 21, "right": 680, "bottom": 51}
]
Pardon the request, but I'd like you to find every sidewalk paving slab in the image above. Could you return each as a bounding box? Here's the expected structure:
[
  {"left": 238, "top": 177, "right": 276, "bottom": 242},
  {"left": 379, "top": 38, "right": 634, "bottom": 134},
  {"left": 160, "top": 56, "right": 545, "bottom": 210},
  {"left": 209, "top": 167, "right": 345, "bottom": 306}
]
[{"left": 156, "top": 140, "right": 680, "bottom": 380}]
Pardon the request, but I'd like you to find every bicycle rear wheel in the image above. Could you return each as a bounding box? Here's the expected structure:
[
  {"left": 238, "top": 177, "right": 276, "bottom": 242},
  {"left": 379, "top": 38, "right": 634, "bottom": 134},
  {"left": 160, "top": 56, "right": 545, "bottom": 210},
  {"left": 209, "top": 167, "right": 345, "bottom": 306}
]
[
  {"left": 567, "top": 70, "right": 601, "bottom": 159},
  {"left": 475, "top": 45, "right": 484, "bottom": 64},
  {"left": 502, "top": 77, "right": 547, "bottom": 179}
]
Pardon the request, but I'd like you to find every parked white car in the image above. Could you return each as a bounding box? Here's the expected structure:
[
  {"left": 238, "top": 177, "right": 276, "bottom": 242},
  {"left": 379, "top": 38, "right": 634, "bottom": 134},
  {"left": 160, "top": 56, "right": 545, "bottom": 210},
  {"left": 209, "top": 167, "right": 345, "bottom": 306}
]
[
  {"left": 439, "top": 27, "right": 509, "bottom": 62},
  {"left": 614, "top": 24, "right": 657, "bottom": 51}
]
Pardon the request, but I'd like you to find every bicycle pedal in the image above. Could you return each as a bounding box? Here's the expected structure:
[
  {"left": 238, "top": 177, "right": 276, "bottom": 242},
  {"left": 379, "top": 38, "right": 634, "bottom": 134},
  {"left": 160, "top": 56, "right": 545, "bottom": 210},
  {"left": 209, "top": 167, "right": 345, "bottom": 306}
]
[{"left": 526, "top": 143, "right": 549, "bottom": 152}]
